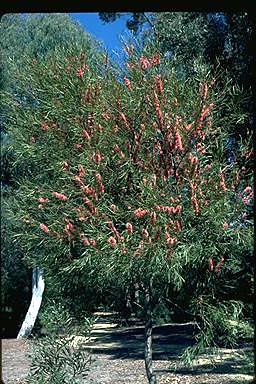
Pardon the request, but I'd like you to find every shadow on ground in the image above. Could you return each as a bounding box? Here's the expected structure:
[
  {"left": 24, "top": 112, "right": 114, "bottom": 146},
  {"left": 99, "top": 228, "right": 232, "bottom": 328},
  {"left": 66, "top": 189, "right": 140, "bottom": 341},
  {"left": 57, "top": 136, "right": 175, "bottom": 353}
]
[{"left": 82, "top": 315, "right": 253, "bottom": 377}]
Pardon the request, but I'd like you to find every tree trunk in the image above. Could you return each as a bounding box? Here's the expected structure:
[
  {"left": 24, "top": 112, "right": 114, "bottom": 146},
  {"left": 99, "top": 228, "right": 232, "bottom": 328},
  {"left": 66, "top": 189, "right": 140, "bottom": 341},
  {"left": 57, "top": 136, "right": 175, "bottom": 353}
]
[
  {"left": 17, "top": 267, "right": 45, "bottom": 339},
  {"left": 144, "top": 279, "right": 157, "bottom": 384}
]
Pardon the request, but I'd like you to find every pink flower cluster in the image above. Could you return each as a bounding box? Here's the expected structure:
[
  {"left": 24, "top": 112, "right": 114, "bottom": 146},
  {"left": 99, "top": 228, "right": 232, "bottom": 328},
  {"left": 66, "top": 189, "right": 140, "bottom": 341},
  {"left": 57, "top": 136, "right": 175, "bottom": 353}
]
[
  {"left": 76, "top": 64, "right": 89, "bottom": 78},
  {"left": 154, "top": 204, "right": 182, "bottom": 214},
  {"left": 52, "top": 192, "right": 68, "bottom": 201},
  {"left": 80, "top": 233, "right": 96, "bottom": 247},
  {"left": 126, "top": 222, "right": 133, "bottom": 234},
  {"left": 108, "top": 236, "right": 117, "bottom": 247},
  {"left": 123, "top": 76, "right": 132, "bottom": 90},
  {"left": 134, "top": 208, "right": 148, "bottom": 218},
  {"left": 64, "top": 222, "right": 74, "bottom": 237},
  {"left": 40, "top": 223, "right": 50, "bottom": 234},
  {"left": 153, "top": 90, "right": 163, "bottom": 129},
  {"left": 242, "top": 186, "right": 253, "bottom": 204},
  {"left": 165, "top": 231, "right": 177, "bottom": 245},
  {"left": 155, "top": 75, "right": 163, "bottom": 94},
  {"left": 173, "top": 131, "right": 183, "bottom": 151},
  {"left": 188, "top": 153, "right": 198, "bottom": 165},
  {"left": 209, "top": 256, "right": 225, "bottom": 273},
  {"left": 140, "top": 52, "right": 160, "bottom": 70}
]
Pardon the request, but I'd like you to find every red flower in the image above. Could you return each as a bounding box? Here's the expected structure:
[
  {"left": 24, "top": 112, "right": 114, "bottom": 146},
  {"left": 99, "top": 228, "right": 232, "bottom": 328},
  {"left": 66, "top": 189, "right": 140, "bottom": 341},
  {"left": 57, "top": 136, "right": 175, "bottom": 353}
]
[
  {"left": 40, "top": 122, "right": 49, "bottom": 130},
  {"left": 167, "top": 237, "right": 177, "bottom": 245},
  {"left": 199, "top": 82, "right": 208, "bottom": 101},
  {"left": 74, "top": 143, "right": 82, "bottom": 150},
  {"left": 174, "top": 204, "right": 182, "bottom": 214},
  {"left": 74, "top": 175, "right": 84, "bottom": 187},
  {"left": 108, "top": 236, "right": 117, "bottom": 246},
  {"left": 95, "top": 150, "right": 102, "bottom": 164},
  {"left": 151, "top": 52, "right": 160, "bottom": 65},
  {"left": 142, "top": 228, "right": 149, "bottom": 240},
  {"left": 83, "top": 238, "right": 91, "bottom": 246},
  {"left": 153, "top": 90, "right": 163, "bottom": 128},
  {"left": 126, "top": 222, "right": 133, "bottom": 234},
  {"left": 52, "top": 192, "right": 68, "bottom": 201},
  {"left": 123, "top": 76, "right": 132, "bottom": 90},
  {"left": 134, "top": 208, "right": 148, "bottom": 218},
  {"left": 40, "top": 223, "right": 50, "bottom": 234},
  {"left": 110, "top": 204, "right": 117, "bottom": 211},
  {"left": 62, "top": 161, "right": 69, "bottom": 171},
  {"left": 155, "top": 75, "right": 163, "bottom": 94},
  {"left": 82, "top": 129, "right": 91, "bottom": 140},
  {"left": 222, "top": 222, "right": 228, "bottom": 228},
  {"left": 215, "top": 256, "right": 224, "bottom": 273},
  {"left": 119, "top": 112, "right": 129, "bottom": 129},
  {"left": 95, "top": 173, "right": 102, "bottom": 183},
  {"left": 150, "top": 211, "right": 157, "bottom": 225},
  {"left": 209, "top": 257, "right": 214, "bottom": 271},
  {"left": 243, "top": 186, "right": 252, "bottom": 193},
  {"left": 64, "top": 222, "right": 74, "bottom": 237},
  {"left": 38, "top": 197, "right": 49, "bottom": 203},
  {"left": 99, "top": 183, "right": 104, "bottom": 193},
  {"left": 102, "top": 112, "right": 111, "bottom": 120},
  {"left": 78, "top": 165, "right": 85, "bottom": 177},
  {"left": 140, "top": 56, "right": 151, "bottom": 70},
  {"left": 220, "top": 174, "right": 227, "bottom": 191},
  {"left": 173, "top": 131, "right": 183, "bottom": 151},
  {"left": 191, "top": 196, "right": 199, "bottom": 214},
  {"left": 76, "top": 67, "right": 84, "bottom": 77}
]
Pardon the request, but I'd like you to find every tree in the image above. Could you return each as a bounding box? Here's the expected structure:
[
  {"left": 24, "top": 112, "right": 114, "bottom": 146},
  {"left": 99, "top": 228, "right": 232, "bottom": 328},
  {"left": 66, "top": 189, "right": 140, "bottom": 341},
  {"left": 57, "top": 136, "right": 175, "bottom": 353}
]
[
  {"left": 3, "top": 36, "right": 253, "bottom": 384},
  {"left": 0, "top": 12, "right": 104, "bottom": 338}
]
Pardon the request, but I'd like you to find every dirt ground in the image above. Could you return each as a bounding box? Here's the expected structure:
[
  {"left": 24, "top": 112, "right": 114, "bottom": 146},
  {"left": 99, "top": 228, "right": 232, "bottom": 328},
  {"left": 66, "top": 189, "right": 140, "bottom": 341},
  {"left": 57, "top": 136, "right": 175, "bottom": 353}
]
[{"left": 1, "top": 314, "right": 254, "bottom": 384}]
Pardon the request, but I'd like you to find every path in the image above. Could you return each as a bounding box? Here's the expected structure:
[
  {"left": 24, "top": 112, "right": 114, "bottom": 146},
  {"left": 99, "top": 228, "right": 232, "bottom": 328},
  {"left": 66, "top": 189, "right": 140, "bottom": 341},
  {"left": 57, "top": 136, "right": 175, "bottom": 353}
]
[{"left": 1, "top": 311, "right": 254, "bottom": 384}]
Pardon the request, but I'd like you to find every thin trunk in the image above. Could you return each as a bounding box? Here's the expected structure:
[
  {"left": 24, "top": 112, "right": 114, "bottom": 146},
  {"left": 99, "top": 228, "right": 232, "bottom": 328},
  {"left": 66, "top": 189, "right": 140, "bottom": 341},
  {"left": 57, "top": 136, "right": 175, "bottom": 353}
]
[
  {"left": 144, "top": 279, "right": 157, "bottom": 384},
  {"left": 134, "top": 281, "right": 140, "bottom": 316},
  {"left": 17, "top": 267, "right": 45, "bottom": 339}
]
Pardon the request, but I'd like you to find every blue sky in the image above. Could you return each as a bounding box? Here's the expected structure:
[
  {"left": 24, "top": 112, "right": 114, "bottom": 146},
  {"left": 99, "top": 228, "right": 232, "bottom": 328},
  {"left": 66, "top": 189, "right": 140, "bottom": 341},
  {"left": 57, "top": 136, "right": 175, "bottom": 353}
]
[{"left": 70, "top": 13, "right": 131, "bottom": 55}]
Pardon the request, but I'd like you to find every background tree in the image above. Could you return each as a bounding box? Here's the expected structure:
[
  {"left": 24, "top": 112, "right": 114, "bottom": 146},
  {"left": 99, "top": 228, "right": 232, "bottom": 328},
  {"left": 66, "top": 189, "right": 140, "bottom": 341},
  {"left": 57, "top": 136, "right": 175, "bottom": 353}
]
[
  {"left": 3, "top": 32, "right": 253, "bottom": 383},
  {"left": 0, "top": 12, "right": 104, "bottom": 337}
]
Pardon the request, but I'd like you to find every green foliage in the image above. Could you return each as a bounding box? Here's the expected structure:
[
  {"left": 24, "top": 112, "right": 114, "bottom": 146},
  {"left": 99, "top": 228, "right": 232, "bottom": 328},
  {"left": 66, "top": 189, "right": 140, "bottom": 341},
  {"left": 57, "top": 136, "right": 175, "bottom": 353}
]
[
  {"left": 0, "top": 13, "right": 105, "bottom": 336},
  {"left": 38, "top": 300, "right": 94, "bottom": 336},
  {"left": 27, "top": 303, "right": 94, "bottom": 383},
  {"left": 2, "top": 26, "right": 253, "bottom": 360},
  {"left": 1, "top": 191, "right": 31, "bottom": 337},
  {"left": 181, "top": 298, "right": 253, "bottom": 367}
]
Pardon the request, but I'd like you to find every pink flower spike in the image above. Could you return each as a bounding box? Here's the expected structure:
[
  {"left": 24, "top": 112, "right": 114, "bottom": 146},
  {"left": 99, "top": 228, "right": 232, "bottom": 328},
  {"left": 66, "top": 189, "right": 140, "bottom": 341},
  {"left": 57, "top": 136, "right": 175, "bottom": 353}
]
[
  {"left": 123, "top": 76, "right": 132, "bottom": 90},
  {"left": 40, "top": 223, "right": 50, "bottom": 234},
  {"left": 215, "top": 256, "right": 224, "bottom": 273},
  {"left": 83, "top": 238, "right": 91, "bottom": 246},
  {"left": 52, "top": 192, "right": 68, "bottom": 201},
  {"left": 134, "top": 208, "right": 148, "bottom": 218},
  {"left": 62, "top": 161, "right": 69, "bottom": 171},
  {"left": 244, "top": 186, "right": 252, "bottom": 193},
  {"left": 209, "top": 257, "right": 214, "bottom": 271},
  {"left": 76, "top": 67, "right": 84, "bottom": 77},
  {"left": 108, "top": 236, "right": 117, "bottom": 247},
  {"left": 110, "top": 204, "right": 117, "bottom": 211},
  {"left": 38, "top": 197, "right": 49, "bottom": 203},
  {"left": 140, "top": 56, "right": 151, "bottom": 70},
  {"left": 78, "top": 164, "right": 85, "bottom": 177},
  {"left": 126, "top": 222, "right": 133, "bottom": 234},
  {"left": 82, "top": 129, "right": 91, "bottom": 140}
]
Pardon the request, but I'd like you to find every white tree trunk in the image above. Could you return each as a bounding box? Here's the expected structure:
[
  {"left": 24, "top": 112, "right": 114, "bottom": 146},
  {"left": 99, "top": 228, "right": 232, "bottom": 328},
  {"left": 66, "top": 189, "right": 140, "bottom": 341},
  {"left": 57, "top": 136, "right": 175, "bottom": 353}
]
[
  {"left": 144, "top": 278, "right": 157, "bottom": 384},
  {"left": 17, "top": 267, "right": 45, "bottom": 339}
]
